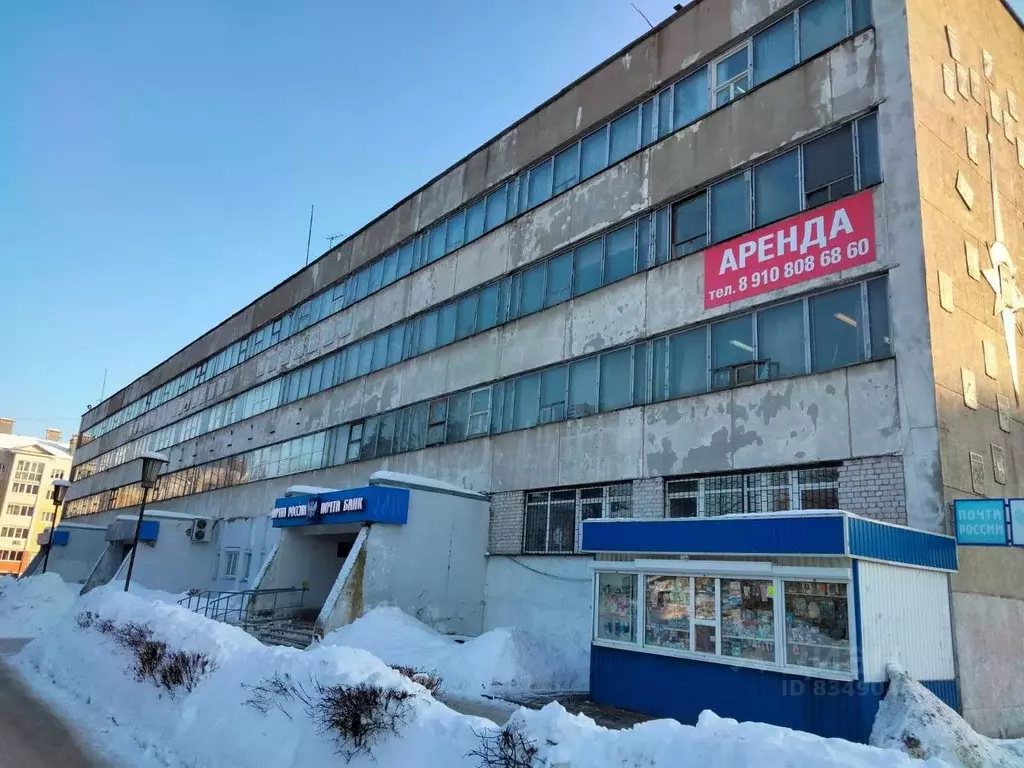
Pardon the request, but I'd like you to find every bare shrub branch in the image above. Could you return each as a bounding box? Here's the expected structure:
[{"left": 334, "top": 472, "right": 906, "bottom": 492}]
[{"left": 468, "top": 723, "right": 539, "bottom": 768}]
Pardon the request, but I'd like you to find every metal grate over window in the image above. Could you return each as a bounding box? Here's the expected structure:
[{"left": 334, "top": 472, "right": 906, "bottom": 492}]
[
  {"left": 523, "top": 482, "right": 633, "bottom": 554},
  {"left": 665, "top": 465, "right": 839, "bottom": 518}
]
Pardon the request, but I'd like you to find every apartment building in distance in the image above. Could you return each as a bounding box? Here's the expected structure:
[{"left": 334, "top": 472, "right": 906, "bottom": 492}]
[
  {"left": 61, "top": 0, "right": 1024, "bottom": 738},
  {"left": 0, "top": 419, "right": 73, "bottom": 574}
]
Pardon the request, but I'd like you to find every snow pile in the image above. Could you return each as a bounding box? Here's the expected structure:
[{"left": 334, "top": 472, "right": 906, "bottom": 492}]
[
  {"left": 0, "top": 572, "right": 79, "bottom": 638},
  {"left": 870, "top": 664, "right": 1024, "bottom": 767},
  {"left": 321, "top": 606, "right": 585, "bottom": 695}
]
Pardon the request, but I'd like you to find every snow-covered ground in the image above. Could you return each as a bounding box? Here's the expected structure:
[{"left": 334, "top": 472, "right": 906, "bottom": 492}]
[
  {"left": 321, "top": 606, "right": 586, "bottom": 696},
  {"left": 0, "top": 572, "right": 79, "bottom": 637},
  {"left": 3, "top": 574, "right": 1022, "bottom": 768}
]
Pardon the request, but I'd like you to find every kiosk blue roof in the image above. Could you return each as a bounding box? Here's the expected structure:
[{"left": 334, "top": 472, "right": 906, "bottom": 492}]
[
  {"left": 581, "top": 511, "right": 957, "bottom": 571},
  {"left": 271, "top": 485, "right": 409, "bottom": 528}
]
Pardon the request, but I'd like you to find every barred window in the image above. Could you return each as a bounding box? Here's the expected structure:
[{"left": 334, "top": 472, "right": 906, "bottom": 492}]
[
  {"left": 666, "top": 465, "right": 839, "bottom": 518},
  {"left": 524, "top": 482, "right": 633, "bottom": 554}
]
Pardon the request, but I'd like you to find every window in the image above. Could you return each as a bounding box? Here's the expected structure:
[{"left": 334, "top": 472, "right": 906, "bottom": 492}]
[
  {"left": 357, "top": 339, "right": 373, "bottom": 376},
  {"left": 720, "top": 578, "right": 775, "bottom": 662},
  {"left": 857, "top": 113, "right": 881, "bottom": 187},
  {"left": 573, "top": 239, "right": 603, "bottom": 296},
  {"left": 867, "top": 277, "right": 891, "bottom": 358},
  {"left": 711, "top": 315, "right": 755, "bottom": 388},
  {"left": 714, "top": 46, "right": 750, "bottom": 107},
  {"left": 581, "top": 482, "right": 632, "bottom": 520},
  {"left": 527, "top": 159, "right": 553, "bottom": 209},
  {"left": 669, "top": 328, "right": 708, "bottom": 398},
  {"left": 223, "top": 549, "right": 240, "bottom": 578},
  {"left": 754, "top": 150, "right": 800, "bottom": 226},
  {"left": 646, "top": 575, "right": 692, "bottom": 651},
  {"left": 520, "top": 263, "right": 546, "bottom": 316},
  {"left": 456, "top": 294, "right": 478, "bottom": 340},
  {"left": 673, "top": 67, "right": 709, "bottom": 129},
  {"left": 640, "top": 97, "right": 655, "bottom": 146},
  {"left": 485, "top": 185, "right": 508, "bottom": 231},
  {"left": 753, "top": 17, "right": 795, "bottom": 86},
  {"left": 468, "top": 388, "right": 492, "bottom": 436},
  {"left": 382, "top": 251, "right": 399, "bottom": 285},
  {"left": 599, "top": 348, "right": 633, "bottom": 412},
  {"left": 553, "top": 144, "right": 580, "bottom": 194},
  {"left": 426, "top": 399, "right": 448, "bottom": 446},
  {"left": 513, "top": 374, "right": 540, "bottom": 430},
  {"left": 546, "top": 252, "right": 573, "bottom": 307},
  {"left": 387, "top": 326, "right": 404, "bottom": 366},
  {"left": 710, "top": 173, "right": 750, "bottom": 243},
  {"left": 346, "top": 423, "right": 363, "bottom": 462},
  {"left": 783, "top": 580, "right": 851, "bottom": 672},
  {"left": 580, "top": 125, "right": 609, "bottom": 180},
  {"left": 377, "top": 412, "right": 396, "bottom": 456},
  {"left": 665, "top": 465, "right": 839, "bottom": 517},
  {"left": 852, "top": 0, "right": 872, "bottom": 33},
  {"left": 446, "top": 392, "right": 470, "bottom": 443},
  {"left": 51, "top": 469, "right": 65, "bottom": 480},
  {"left": 241, "top": 551, "right": 253, "bottom": 582},
  {"left": 803, "top": 124, "right": 854, "bottom": 207},
  {"left": 525, "top": 490, "right": 576, "bottom": 554},
  {"left": 609, "top": 108, "right": 639, "bottom": 164},
  {"left": 672, "top": 192, "right": 708, "bottom": 257},
  {"left": 539, "top": 367, "right": 567, "bottom": 424},
  {"left": 799, "top": 0, "right": 848, "bottom": 61},
  {"left": 810, "top": 284, "right": 863, "bottom": 371},
  {"left": 427, "top": 223, "right": 447, "bottom": 263},
  {"left": 568, "top": 357, "right": 599, "bottom": 418},
  {"left": 604, "top": 223, "right": 636, "bottom": 285},
  {"left": 360, "top": 416, "right": 379, "bottom": 460},
  {"left": 437, "top": 303, "right": 457, "bottom": 347},
  {"left": 758, "top": 300, "right": 806, "bottom": 378},
  {"left": 597, "top": 572, "right": 638, "bottom": 643},
  {"left": 446, "top": 210, "right": 466, "bottom": 253}
]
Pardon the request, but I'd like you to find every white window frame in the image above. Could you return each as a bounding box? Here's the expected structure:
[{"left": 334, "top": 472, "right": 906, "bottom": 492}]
[
  {"left": 712, "top": 41, "right": 752, "bottom": 107},
  {"left": 467, "top": 387, "right": 492, "bottom": 437},
  {"left": 240, "top": 551, "right": 253, "bottom": 582},
  {"left": 223, "top": 548, "right": 240, "bottom": 578}
]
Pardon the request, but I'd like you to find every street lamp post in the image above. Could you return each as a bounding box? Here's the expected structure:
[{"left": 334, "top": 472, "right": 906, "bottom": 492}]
[
  {"left": 123, "top": 451, "right": 168, "bottom": 593},
  {"left": 41, "top": 479, "right": 70, "bottom": 574}
]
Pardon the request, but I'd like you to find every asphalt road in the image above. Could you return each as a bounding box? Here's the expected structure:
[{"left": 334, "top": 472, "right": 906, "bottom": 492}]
[{"left": 0, "top": 640, "right": 111, "bottom": 767}]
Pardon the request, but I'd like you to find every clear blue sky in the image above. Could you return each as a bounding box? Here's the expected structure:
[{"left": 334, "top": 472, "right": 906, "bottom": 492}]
[{"left": 0, "top": 0, "right": 663, "bottom": 438}]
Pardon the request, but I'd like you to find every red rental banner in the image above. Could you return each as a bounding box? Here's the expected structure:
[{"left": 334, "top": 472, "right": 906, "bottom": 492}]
[{"left": 703, "top": 190, "right": 876, "bottom": 310}]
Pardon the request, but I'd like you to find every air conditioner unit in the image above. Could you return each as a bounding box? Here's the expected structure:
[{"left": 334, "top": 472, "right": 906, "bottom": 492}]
[{"left": 189, "top": 518, "right": 212, "bottom": 543}]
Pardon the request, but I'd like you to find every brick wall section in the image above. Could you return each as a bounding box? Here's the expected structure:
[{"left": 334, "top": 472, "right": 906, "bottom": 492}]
[
  {"left": 488, "top": 490, "right": 524, "bottom": 555},
  {"left": 632, "top": 477, "right": 664, "bottom": 519},
  {"left": 838, "top": 455, "right": 907, "bottom": 525}
]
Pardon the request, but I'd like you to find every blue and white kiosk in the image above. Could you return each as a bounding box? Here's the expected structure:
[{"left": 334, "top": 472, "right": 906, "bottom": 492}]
[{"left": 581, "top": 511, "right": 959, "bottom": 743}]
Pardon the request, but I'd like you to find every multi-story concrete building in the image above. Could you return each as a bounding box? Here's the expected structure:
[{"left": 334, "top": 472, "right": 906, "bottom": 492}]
[
  {"left": 63, "top": 0, "right": 1024, "bottom": 736},
  {"left": 0, "top": 420, "right": 72, "bottom": 575}
]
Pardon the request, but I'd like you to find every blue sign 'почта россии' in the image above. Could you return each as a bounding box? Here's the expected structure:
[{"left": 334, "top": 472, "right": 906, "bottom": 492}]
[{"left": 953, "top": 499, "right": 1008, "bottom": 545}]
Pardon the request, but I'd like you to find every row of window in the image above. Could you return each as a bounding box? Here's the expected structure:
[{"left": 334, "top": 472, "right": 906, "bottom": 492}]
[
  {"left": 596, "top": 571, "right": 852, "bottom": 677},
  {"left": 11, "top": 483, "right": 39, "bottom": 495},
  {"left": 80, "top": 0, "right": 872, "bottom": 444},
  {"left": 525, "top": 483, "right": 632, "bottom": 555},
  {"left": 14, "top": 460, "right": 44, "bottom": 483},
  {"left": 73, "top": 111, "right": 881, "bottom": 484},
  {"left": 0, "top": 550, "right": 24, "bottom": 563},
  {"left": 0, "top": 527, "right": 29, "bottom": 539},
  {"left": 65, "top": 276, "right": 889, "bottom": 518},
  {"left": 5, "top": 505, "right": 33, "bottom": 517}
]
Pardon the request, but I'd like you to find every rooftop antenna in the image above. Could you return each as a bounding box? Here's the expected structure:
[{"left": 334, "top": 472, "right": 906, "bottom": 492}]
[
  {"left": 304, "top": 204, "right": 315, "bottom": 266},
  {"left": 326, "top": 233, "right": 345, "bottom": 249},
  {"left": 99, "top": 368, "right": 107, "bottom": 401},
  {"left": 630, "top": 1, "right": 654, "bottom": 28}
]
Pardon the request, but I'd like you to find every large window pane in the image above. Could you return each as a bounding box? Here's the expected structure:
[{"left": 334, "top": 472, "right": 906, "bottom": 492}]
[
  {"left": 446, "top": 392, "right": 470, "bottom": 443},
  {"left": 437, "top": 303, "right": 457, "bottom": 346},
  {"left": 758, "top": 301, "right": 806, "bottom": 378},
  {"left": 633, "top": 341, "right": 649, "bottom": 405},
  {"left": 568, "top": 357, "right": 599, "bottom": 418},
  {"left": 397, "top": 241, "right": 415, "bottom": 278},
  {"left": 554, "top": 144, "right": 580, "bottom": 194},
  {"left": 800, "top": 0, "right": 847, "bottom": 61},
  {"left": 456, "top": 293, "right": 478, "bottom": 340},
  {"left": 426, "top": 399, "right": 447, "bottom": 446},
  {"left": 580, "top": 125, "right": 609, "bottom": 180},
  {"left": 466, "top": 199, "right": 486, "bottom": 241},
  {"left": 710, "top": 173, "right": 750, "bottom": 243},
  {"left": 604, "top": 223, "right": 636, "bottom": 284},
  {"left": 803, "top": 124, "right": 855, "bottom": 207},
  {"left": 520, "top": 262, "right": 546, "bottom": 316},
  {"left": 672, "top": 192, "right": 708, "bottom": 257},
  {"left": 652, "top": 336, "right": 669, "bottom": 401},
  {"left": 753, "top": 17, "right": 795, "bottom": 87},
  {"left": 468, "top": 387, "right": 491, "bottom": 436},
  {"left": 597, "top": 572, "right": 637, "bottom": 643},
  {"left": 857, "top": 113, "right": 881, "bottom": 188},
  {"left": 447, "top": 209, "right": 466, "bottom": 252},
  {"left": 646, "top": 575, "right": 691, "bottom": 651},
  {"left": 485, "top": 185, "right": 508, "bottom": 231},
  {"left": 637, "top": 215, "right": 651, "bottom": 271},
  {"left": 852, "top": 0, "right": 871, "bottom": 31},
  {"left": 539, "top": 367, "right": 567, "bottom": 424},
  {"left": 428, "top": 222, "right": 447, "bottom": 263},
  {"left": 527, "top": 158, "right": 554, "bottom": 209},
  {"left": 754, "top": 150, "right": 800, "bottom": 226},
  {"left": 720, "top": 578, "right": 775, "bottom": 662},
  {"left": 371, "top": 332, "right": 388, "bottom": 372},
  {"left": 673, "top": 67, "right": 709, "bottom": 129},
  {"left": 382, "top": 252, "right": 398, "bottom": 286},
  {"left": 641, "top": 97, "right": 655, "bottom": 145},
  {"left": 784, "top": 580, "right": 850, "bottom": 672},
  {"left": 609, "top": 108, "right": 640, "bottom": 164},
  {"left": 357, "top": 339, "right": 373, "bottom": 376},
  {"left": 712, "top": 315, "right": 755, "bottom": 387},
  {"left": 478, "top": 283, "right": 499, "bottom": 330},
  {"left": 573, "top": 239, "right": 603, "bottom": 296},
  {"left": 419, "top": 310, "right": 439, "bottom": 353},
  {"left": 867, "top": 276, "right": 891, "bottom": 359},
  {"left": 811, "top": 285, "right": 864, "bottom": 370},
  {"left": 387, "top": 325, "right": 404, "bottom": 366},
  {"left": 669, "top": 328, "right": 708, "bottom": 398},
  {"left": 599, "top": 348, "right": 633, "bottom": 412},
  {"left": 546, "top": 252, "right": 573, "bottom": 307},
  {"left": 513, "top": 374, "right": 540, "bottom": 430},
  {"left": 657, "top": 87, "right": 673, "bottom": 138}
]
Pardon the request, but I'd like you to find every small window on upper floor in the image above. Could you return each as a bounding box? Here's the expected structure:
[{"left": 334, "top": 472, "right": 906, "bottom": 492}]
[
  {"left": 672, "top": 192, "right": 708, "bottom": 258},
  {"left": 553, "top": 144, "right": 580, "bottom": 195},
  {"left": 803, "top": 123, "right": 855, "bottom": 207},
  {"left": 710, "top": 173, "right": 750, "bottom": 243},
  {"left": 609, "top": 108, "right": 640, "bottom": 165},
  {"left": 753, "top": 16, "right": 796, "bottom": 87},
  {"left": 673, "top": 66, "right": 709, "bottom": 130},
  {"left": 485, "top": 185, "right": 508, "bottom": 231},
  {"left": 714, "top": 45, "right": 750, "bottom": 107},
  {"left": 527, "top": 158, "right": 554, "bottom": 209},
  {"left": 580, "top": 125, "right": 609, "bottom": 181},
  {"left": 799, "top": 0, "right": 847, "bottom": 61}
]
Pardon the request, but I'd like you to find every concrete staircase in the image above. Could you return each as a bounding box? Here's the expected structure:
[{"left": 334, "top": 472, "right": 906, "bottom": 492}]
[{"left": 249, "top": 619, "right": 316, "bottom": 649}]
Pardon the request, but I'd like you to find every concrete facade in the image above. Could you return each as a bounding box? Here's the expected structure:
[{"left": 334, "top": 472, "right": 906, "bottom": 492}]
[{"left": 62, "top": 0, "right": 1024, "bottom": 736}]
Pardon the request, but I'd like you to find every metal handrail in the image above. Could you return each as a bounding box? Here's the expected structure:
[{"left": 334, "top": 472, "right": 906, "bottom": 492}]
[{"left": 178, "top": 586, "right": 307, "bottom": 626}]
